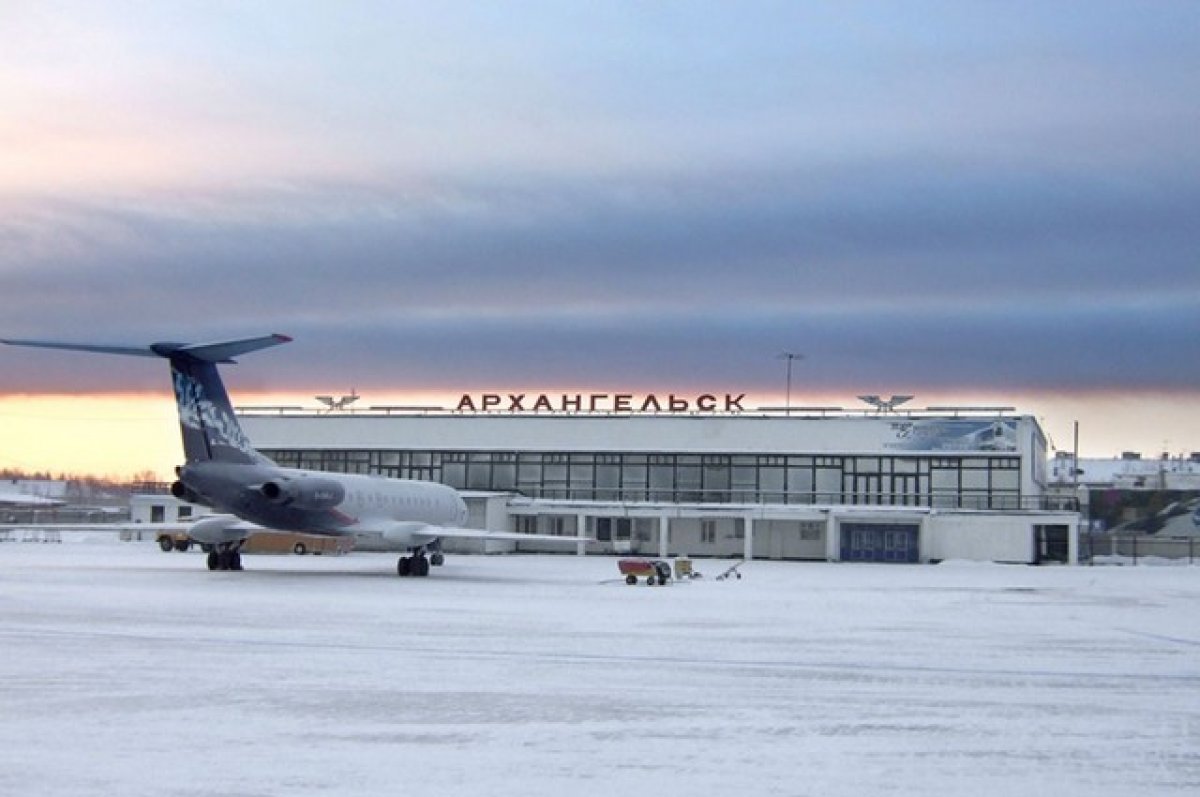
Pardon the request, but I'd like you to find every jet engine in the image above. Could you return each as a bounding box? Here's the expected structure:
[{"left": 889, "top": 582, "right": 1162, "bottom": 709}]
[
  {"left": 259, "top": 478, "right": 345, "bottom": 510},
  {"left": 171, "top": 480, "right": 210, "bottom": 507}
]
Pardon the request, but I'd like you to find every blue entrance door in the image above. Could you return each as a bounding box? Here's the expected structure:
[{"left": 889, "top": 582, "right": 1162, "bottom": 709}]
[{"left": 840, "top": 522, "right": 920, "bottom": 563}]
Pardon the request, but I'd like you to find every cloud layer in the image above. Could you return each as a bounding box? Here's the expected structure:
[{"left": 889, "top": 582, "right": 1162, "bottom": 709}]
[{"left": 2, "top": 2, "right": 1198, "bottom": 401}]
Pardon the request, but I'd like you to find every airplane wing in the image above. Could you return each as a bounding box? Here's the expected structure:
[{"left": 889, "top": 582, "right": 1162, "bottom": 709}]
[
  {"left": 0, "top": 522, "right": 193, "bottom": 532},
  {"left": 0, "top": 520, "right": 587, "bottom": 545},
  {"left": 424, "top": 526, "right": 591, "bottom": 544},
  {"left": 1, "top": 515, "right": 258, "bottom": 539},
  {"left": 367, "top": 520, "right": 589, "bottom": 548},
  {"left": 0, "top": 492, "right": 64, "bottom": 507},
  {"left": 181, "top": 517, "right": 590, "bottom": 547}
]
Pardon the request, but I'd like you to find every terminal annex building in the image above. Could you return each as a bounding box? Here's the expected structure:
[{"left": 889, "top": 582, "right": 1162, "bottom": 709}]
[{"left": 238, "top": 394, "right": 1081, "bottom": 565}]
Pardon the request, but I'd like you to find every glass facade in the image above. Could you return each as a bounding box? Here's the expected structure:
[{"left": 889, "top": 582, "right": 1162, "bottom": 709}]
[{"left": 259, "top": 448, "right": 1032, "bottom": 510}]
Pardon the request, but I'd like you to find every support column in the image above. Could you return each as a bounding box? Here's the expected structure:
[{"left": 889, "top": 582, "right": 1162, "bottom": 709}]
[
  {"left": 658, "top": 514, "right": 670, "bottom": 558},
  {"left": 576, "top": 513, "right": 588, "bottom": 556},
  {"left": 1068, "top": 517, "right": 1080, "bottom": 566},
  {"left": 918, "top": 513, "right": 932, "bottom": 564},
  {"left": 825, "top": 512, "right": 839, "bottom": 561},
  {"left": 743, "top": 513, "right": 755, "bottom": 561}
]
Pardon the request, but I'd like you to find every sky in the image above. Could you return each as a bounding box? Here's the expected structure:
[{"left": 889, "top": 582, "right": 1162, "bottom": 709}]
[{"left": 2, "top": 1, "right": 1198, "bottom": 477}]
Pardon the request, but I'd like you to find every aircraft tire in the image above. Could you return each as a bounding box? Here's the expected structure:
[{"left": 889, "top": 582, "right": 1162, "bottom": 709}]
[
  {"left": 430, "top": 552, "right": 445, "bottom": 567},
  {"left": 397, "top": 557, "right": 412, "bottom": 577},
  {"left": 415, "top": 557, "right": 430, "bottom": 577},
  {"left": 207, "top": 551, "right": 220, "bottom": 571},
  {"left": 230, "top": 552, "right": 243, "bottom": 571}
]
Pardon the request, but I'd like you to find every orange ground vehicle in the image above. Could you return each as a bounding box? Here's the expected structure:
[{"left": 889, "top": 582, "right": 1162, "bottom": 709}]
[{"left": 155, "top": 530, "right": 351, "bottom": 556}]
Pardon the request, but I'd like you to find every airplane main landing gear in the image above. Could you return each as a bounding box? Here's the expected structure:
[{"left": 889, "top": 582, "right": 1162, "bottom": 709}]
[
  {"left": 207, "top": 544, "right": 244, "bottom": 572},
  {"left": 397, "top": 549, "right": 432, "bottom": 578}
]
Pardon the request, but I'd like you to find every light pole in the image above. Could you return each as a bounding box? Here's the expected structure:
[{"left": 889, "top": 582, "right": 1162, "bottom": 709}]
[{"left": 777, "top": 352, "right": 803, "bottom": 414}]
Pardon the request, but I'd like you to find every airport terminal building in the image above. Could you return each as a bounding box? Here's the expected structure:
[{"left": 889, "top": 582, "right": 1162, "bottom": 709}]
[{"left": 237, "top": 396, "right": 1079, "bottom": 564}]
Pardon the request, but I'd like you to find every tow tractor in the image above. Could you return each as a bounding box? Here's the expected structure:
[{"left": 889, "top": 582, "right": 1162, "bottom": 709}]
[{"left": 618, "top": 558, "right": 673, "bottom": 586}]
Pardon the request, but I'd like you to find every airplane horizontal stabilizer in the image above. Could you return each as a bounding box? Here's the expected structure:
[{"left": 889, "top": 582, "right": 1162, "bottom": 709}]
[
  {"left": 162, "top": 334, "right": 293, "bottom": 364},
  {"left": 2, "top": 333, "right": 292, "bottom": 364},
  {"left": 0, "top": 339, "right": 160, "bottom": 358}
]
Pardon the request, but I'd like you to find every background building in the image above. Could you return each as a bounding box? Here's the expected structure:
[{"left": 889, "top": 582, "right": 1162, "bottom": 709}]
[
  {"left": 1049, "top": 450, "right": 1200, "bottom": 492},
  {"left": 1048, "top": 450, "right": 1200, "bottom": 562},
  {"left": 238, "top": 400, "right": 1080, "bottom": 564}
]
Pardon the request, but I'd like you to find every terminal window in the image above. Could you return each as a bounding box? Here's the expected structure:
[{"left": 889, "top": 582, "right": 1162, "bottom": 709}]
[{"left": 257, "top": 448, "right": 1029, "bottom": 510}]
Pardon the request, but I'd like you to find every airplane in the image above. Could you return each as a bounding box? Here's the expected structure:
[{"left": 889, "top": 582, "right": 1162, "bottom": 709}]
[{"left": 1, "top": 333, "right": 589, "bottom": 576}]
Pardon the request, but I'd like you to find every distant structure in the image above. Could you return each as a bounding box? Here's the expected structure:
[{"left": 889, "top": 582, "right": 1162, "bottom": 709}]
[
  {"left": 1047, "top": 451, "right": 1200, "bottom": 550},
  {"left": 0, "top": 479, "right": 66, "bottom": 506},
  {"left": 1049, "top": 451, "right": 1200, "bottom": 491}
]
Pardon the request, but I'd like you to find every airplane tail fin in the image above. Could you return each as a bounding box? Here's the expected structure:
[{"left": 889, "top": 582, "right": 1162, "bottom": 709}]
[{"left": 1, "top": 333, "right": 291, "bottom": 465}]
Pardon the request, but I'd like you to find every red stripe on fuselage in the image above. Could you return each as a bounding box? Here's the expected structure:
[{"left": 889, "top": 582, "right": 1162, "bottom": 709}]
[{"left": 328, "top": 508, "right": 359, "bottom": 526}]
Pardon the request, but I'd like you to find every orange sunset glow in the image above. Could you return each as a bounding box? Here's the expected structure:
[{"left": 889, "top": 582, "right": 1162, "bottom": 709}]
[{"left": 3, "top": 387, "right": 1198, "bottom": 481}]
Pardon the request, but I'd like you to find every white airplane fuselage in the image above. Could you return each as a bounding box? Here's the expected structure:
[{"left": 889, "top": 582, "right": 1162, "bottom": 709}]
[{"left": 177, "top": 460, "right": 469, "bottom": 548}]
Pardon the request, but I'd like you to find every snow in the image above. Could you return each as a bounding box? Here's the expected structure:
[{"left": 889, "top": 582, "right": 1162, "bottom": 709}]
[{"left": 1, "top": 541, "right": 1198, "bottom": 796}]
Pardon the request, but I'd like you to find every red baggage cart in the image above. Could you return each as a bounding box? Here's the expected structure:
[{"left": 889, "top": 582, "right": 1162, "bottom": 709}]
[{"left": 618, "top": 558, "right": 672, "bottom": 586}]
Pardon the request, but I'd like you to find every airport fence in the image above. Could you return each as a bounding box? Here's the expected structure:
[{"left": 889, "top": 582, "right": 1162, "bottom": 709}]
[{"left": 1081, "top": 534, "right": 1200, "bottom": 565}]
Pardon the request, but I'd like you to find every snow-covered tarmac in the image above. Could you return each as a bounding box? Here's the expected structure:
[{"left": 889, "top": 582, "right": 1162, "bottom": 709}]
[{"left": 2, "top": 540, "right": 1198, "bottom": 796}]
